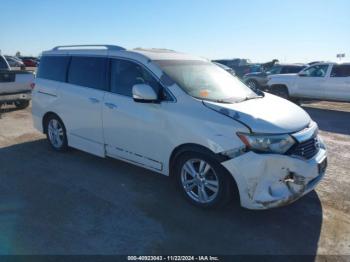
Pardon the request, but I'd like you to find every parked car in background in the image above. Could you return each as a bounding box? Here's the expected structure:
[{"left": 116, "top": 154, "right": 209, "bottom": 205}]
[
  {"left": 213, "top": 62, "right": 236, "bottom": 75},
  {"left": 212, "top": 58, "right": 255, "bottom": 78},
  {"left": 308, "top": 61, "right": 324, "bottom": 66},
  {"left": 243, "top": 64, "right": 306, "bottom": 90},
  {"left": 4, "top": 55, "right": 25, "bottom": 70},
  {"left": 213, "top": 58, "right": 279, "bottom": 78},
  {"left": 268, "top": 63, "right": 350, "bottom": 102},
  {"left": 20, "top": 56, "right": 38, "bottom": 67},
  {"left": 32, "top": 45, "right": 327, "bottom": 210},
  {"left": 0, "top": 55, "right": 35, "bottom": 109}
]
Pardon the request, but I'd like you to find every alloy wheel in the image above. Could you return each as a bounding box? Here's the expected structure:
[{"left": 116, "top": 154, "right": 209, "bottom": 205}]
[
  {"left": 181, "top": 159, "right": 219, "bottom": 204},
  {"left": 48, "top": 119, "right": 64, "bottom": 149},
  {"left": 247, "top": 80, "right": 257, "bottom": 90}
]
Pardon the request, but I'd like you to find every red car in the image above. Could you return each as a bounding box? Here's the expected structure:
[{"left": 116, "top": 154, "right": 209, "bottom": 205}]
[{"left": 20, "top": 57, "right": 38, "bottom": 67}]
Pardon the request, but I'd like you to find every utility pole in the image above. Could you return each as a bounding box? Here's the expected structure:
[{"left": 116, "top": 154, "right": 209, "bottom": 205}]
[{"left": 336, "top": 53, "right": 345, "bottom": 61}]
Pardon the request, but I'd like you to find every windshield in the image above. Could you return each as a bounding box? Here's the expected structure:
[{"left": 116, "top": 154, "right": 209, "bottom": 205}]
[{"left": 155, "top": 60, "right": 259, "bottom": 103}]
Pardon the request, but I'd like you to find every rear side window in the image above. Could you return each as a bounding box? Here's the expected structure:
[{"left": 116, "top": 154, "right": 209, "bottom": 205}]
[
  {"left": 110, "top": 59, "right": 161, "bottom": 97},
  {"left": 281, "top": 66, "right": 304, "bottom": 74},
  {"left": 68, "top": 56, "right": 108, "bottom": 90},
  {"left": 37, "top": 56, "right": 70, "bottom": 82},
  {"left": 331, "top": 65, "right": 350, "bottom": 77},
  {"left": 302, "top": 64, "right": 329, "bottom": 77},
  {"left": 268, "top": 66, "right": 282, "bottom": 74}
]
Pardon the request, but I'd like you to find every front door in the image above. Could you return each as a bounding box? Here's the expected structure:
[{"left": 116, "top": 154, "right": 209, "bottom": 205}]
[
  {"left": 103, "top": 58, "right": 167, "bottom": 171},
  {"left": 294, "top": 64, "right": 329, "bottom": 99}
]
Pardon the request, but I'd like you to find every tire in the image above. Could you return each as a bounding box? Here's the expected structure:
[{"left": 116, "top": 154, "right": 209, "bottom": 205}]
[
  {"left": 271, "top": 86, "right": 289, "bottom": 100},
  {"left": 174, "top": 151, "right": 234, "bottom": 209},
  {"left": 45, "top": 115, "right": 68, "bottom": 151},
  {"left": 246, "top": 79, "right": 259, "bottom": 91},
  {"left": 14, "top": 100, "right": 30, "bottom": 109}
]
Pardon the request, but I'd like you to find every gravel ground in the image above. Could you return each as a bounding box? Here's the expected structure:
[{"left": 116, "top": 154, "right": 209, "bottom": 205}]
[{"left": 0, "top": 101, "right": 349, "bottom": 256}]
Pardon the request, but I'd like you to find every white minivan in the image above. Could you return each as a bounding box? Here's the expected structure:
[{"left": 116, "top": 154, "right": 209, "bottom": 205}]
[{"left": 32, "top": 45, "right": 327, "bottom": 209}]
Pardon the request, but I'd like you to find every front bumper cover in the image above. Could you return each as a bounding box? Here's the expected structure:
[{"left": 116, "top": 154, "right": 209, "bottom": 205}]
[{"left": 222, "top": 146, "right": 327, "bottom": 210}]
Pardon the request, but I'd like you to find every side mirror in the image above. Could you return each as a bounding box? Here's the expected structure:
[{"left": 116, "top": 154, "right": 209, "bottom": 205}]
[
  {"left": 132, "top": 84, "right": 158, "bottom": 103},
  {"left": 298, "top": 72, "right": 308, "bottom": 77}
]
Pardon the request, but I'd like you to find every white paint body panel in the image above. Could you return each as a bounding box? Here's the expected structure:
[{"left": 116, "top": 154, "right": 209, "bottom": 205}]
[
  {"left": 204, "top": 93, "right": 310, "bottom": 134},
  {"left": 56, "top": 83, "right": 105, "bottom": 156},
  {"left": 32, "top": 46, "right": 327, "bottom": 209}
]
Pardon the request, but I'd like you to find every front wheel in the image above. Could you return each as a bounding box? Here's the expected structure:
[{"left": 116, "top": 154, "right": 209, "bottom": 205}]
[{"left": 174, "top": 152, "right": 234, "bottom": 208}]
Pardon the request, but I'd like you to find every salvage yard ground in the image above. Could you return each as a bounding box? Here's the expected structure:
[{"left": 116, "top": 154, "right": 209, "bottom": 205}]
[{"left": 0, "top": 101, "right": 349, "bottom": 255}]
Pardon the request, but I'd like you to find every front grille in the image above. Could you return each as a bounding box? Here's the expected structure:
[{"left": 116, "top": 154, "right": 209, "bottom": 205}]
[{"left": 288, "top": 137, "right": 319, "bottom": 159}]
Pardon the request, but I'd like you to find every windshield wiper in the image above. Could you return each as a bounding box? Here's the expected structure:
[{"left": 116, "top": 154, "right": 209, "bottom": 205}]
[
  {"left": 212, "top": 99, "right": 232, "bottom": 104},
  {"left": 239, "top": 94, "right": 264, "bottom": 102}
]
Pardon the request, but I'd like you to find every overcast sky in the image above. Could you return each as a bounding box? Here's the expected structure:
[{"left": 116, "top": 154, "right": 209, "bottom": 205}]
[{"left": 1, "top": 0, "right": 349, "bottom": 63}]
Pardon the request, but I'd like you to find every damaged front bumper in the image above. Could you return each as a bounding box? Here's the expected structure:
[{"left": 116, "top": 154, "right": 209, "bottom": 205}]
[{"left": 222, "top": 146, "right": 327, "bottom": 210}]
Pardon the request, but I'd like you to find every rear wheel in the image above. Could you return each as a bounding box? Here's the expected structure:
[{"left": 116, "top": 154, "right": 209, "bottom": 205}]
[
  {"left": 14, "top": 100, "right": 29, "bottom": 109},
  {"left": 246, "top": 79, "right": 259, "bottom": 91},
  {"left": 174, "top": 151, "right": 234, "bottom": 208},
  {"left": 45, "top": 115, "right": 68, "bottom": 151}
]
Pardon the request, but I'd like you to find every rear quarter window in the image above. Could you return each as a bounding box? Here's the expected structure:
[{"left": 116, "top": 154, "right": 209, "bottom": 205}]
[
  {"left": 281, "top": 66, "right": 304, "bottom": 74},
  {"left": 37, "top": 56, "right": 70, "bottom": 82},
  {"left": 331, "top": 65, "right": 350, "bottom": 77},
  {"left": 67, "top": 56, "right": 108, "bottom": 90}
]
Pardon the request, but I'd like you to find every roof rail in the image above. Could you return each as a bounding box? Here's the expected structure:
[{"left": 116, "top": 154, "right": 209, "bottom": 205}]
[
  {"left": 52, "top": 45, "right": 126, "bottom": 51},
  {"left": 134, "top": 47, "right": 176, "bottom": 53}
]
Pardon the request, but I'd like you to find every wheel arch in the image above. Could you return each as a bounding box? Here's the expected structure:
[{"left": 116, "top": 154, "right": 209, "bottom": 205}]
[
  {"left": 169, "top": 143, "right": 229, "bottom": 177},
  {"left": 42, "top": 111, "right": 65, "bottom": 134},
  {"left": 169, "top": 143, "right": 240, "bottom": 204},
  {"left": 269, "top": 84, "right": 290, "bottom": 96},
  {"left": 270, "top": 84, "right": 289, "bottom": 92}
]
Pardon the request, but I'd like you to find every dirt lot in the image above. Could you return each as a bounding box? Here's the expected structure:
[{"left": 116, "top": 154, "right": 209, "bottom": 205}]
[{"left": 0, "top": 101, "right": 349, "bottom": 256}]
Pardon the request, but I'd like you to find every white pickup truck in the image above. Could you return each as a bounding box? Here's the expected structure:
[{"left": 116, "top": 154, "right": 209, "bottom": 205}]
[
  {"left": 267, "top": 62, "right": 350, "bottom": 102},
  {"left": 0, "top": 54, "right": 35, "bottom": 109}
]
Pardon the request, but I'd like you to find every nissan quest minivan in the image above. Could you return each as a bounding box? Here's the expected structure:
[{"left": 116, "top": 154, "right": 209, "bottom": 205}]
[{"left": 32, "top": 45, "right": 327, "bottom": 209}]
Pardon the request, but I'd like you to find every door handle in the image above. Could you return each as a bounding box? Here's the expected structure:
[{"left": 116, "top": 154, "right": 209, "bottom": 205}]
[
  {"left": 89, "top": 97, "right": 100, "bottom": 103},
  {"left": 105, "top": 102, "right": 117, "bottom": 109}
]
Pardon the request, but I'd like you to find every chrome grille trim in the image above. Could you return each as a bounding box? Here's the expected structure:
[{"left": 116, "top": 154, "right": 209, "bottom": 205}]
[
  {"left": 288, "top": 137, "right": 319, "bottom": 160},
  {"left": 292, "top": 121, "right": 318, "bottom": 143}
]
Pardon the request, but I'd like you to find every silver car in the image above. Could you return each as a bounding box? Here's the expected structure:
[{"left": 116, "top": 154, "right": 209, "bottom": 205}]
[{"left": 243, "top": 64, "right": 306, "bottom": 91}]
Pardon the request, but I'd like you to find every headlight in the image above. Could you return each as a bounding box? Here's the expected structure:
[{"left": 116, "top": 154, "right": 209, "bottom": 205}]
[{"left": 237, "top": 133, "right": 295, "bottom": 154}]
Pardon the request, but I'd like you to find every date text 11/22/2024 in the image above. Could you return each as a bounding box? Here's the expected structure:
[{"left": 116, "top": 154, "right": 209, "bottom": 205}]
[{"left": 127, "top": 256, "right": 219, "bottom": 261}]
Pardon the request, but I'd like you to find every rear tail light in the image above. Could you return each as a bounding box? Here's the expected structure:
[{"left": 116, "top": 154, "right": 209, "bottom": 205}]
[{"left": 30, "top": 82, "right": 35, "bottom": 89}]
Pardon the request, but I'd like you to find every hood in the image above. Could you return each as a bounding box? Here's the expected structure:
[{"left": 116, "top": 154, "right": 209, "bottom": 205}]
[{"left": 203, "top": 93, "right": 311, "bottom": 134}]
